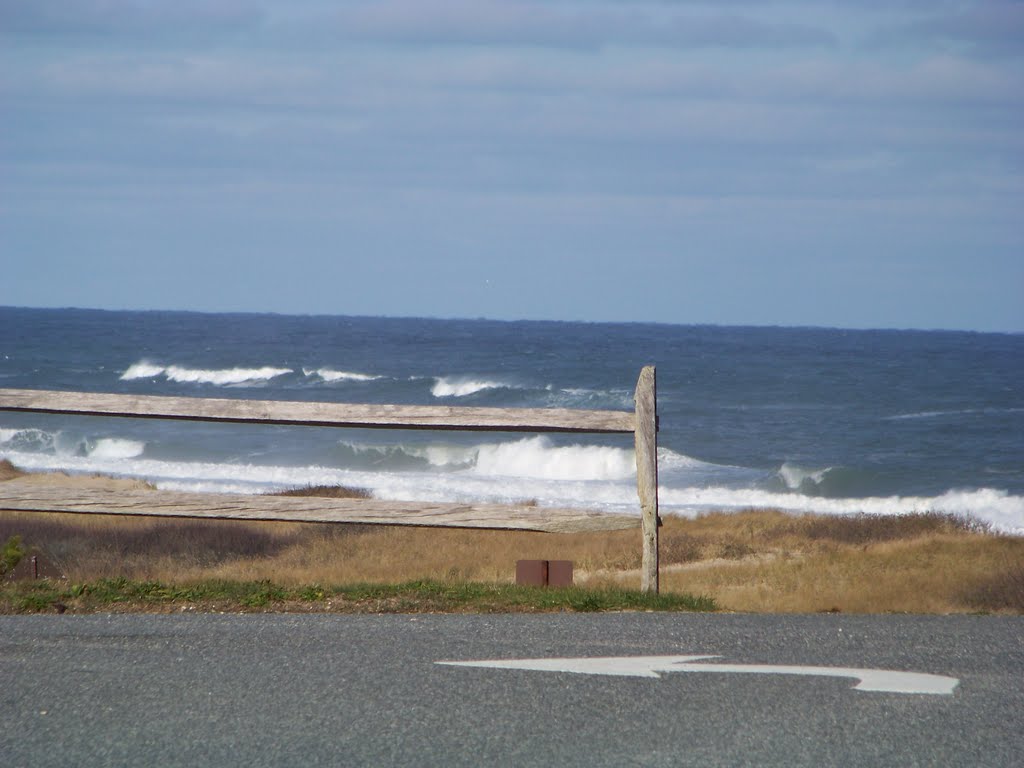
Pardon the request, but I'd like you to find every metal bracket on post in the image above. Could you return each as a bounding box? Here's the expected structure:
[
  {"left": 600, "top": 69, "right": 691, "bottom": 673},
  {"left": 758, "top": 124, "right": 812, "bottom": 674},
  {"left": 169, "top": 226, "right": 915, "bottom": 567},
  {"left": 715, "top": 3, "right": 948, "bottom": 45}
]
[{"left": 634, "top": 366, "right": 659, "bottom": 594}]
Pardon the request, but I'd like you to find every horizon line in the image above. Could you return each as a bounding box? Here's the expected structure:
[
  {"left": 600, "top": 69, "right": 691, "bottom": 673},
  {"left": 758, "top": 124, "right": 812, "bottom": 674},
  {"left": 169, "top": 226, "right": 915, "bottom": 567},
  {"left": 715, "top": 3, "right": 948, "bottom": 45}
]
[{"left": 1, "top": 303, "right": 1021, "bottom": 337}]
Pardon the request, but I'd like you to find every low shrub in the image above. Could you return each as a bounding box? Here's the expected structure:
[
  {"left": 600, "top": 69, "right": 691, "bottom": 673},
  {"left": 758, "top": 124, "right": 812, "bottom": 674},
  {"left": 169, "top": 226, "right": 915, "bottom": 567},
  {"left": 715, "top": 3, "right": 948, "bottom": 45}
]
[{"left": 272, "top": 485, "right": 373, "bottom": 499}]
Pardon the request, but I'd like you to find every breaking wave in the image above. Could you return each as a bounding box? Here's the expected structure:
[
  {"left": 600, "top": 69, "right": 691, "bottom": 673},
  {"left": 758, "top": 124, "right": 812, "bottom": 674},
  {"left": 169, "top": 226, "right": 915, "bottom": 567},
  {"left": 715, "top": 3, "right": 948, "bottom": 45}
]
[
  {"left": 0, "top": 428, "right": 145, "bottom": 460},
  {"left": 0, "top": 428, "right": 56, "bottom": 453},
  {"left": 120, "top": 362, "right": 166, "bottom": 380},
  {"left": 471, "top": 436, "right": 636, "bottom": 481},
  {"left": 87, "top": 438, "right": 146, "bottom": 460},
  {"left": 304, "top": 368, "right": 383, "bottom": 383},
  {"left": 333, "top": 441, "right": 478, "bottom": 472},
  {"left": 778, "top": 462, "right": 833, "bottom": 491},
  {"left": 659, "top": 486, "right": 1024, "bottom": 535},
  {"left": 121, "top": 361, "right": 292, "bottom": 386},
  {"left": 431, "top": 377, "right": 516, "bottom": 398},
  {"left": 428, "top": 377, "right": 634, "bottom": 409},
  {"left": 3, "top": 426, "right": 1022, "bottom": 533},
  {"left": 115, "top": 361, "right": 635, "bottom": 411}
]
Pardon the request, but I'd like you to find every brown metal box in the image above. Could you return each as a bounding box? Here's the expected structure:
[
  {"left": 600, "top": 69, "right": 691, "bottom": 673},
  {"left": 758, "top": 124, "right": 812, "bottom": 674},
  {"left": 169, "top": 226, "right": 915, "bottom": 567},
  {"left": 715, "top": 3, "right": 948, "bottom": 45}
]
[
  {"left": 516, "top": 559, "right": 548, "bottom": 586},
  {"left": 546, "top": 560, "right": 573, "bottom": 587},
  {"left": 516, "top": 559, "right": 573, "bottom": 587}
]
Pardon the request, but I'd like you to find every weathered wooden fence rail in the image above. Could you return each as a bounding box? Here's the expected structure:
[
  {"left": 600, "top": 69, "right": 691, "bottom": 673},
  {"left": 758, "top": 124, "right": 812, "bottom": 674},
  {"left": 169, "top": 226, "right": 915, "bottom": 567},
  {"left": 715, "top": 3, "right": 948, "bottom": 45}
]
[{"left": 0, "top": 366, "right": 660, "bottom": 592}]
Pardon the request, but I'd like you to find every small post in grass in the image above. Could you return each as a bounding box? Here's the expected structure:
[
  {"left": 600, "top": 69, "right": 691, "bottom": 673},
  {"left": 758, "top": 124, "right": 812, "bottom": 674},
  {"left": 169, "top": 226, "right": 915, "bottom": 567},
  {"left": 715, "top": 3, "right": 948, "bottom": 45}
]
[{"left": 635, "top": 366, "right": 659, "bottom": 594}]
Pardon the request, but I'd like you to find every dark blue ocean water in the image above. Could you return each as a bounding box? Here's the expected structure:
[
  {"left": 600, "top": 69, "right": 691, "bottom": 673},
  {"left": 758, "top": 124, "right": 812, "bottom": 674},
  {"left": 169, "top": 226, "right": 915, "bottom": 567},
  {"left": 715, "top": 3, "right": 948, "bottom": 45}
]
[{"left": 2, "top": 307, "right": 1022, "bottom": 531}]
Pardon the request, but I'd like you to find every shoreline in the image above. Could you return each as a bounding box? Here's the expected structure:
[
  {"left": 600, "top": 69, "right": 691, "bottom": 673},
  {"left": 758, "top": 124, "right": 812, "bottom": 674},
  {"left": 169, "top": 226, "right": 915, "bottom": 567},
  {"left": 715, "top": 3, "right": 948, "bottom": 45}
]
[{"left": 4, "top": 456, "right": 1023, "bottom": 535}]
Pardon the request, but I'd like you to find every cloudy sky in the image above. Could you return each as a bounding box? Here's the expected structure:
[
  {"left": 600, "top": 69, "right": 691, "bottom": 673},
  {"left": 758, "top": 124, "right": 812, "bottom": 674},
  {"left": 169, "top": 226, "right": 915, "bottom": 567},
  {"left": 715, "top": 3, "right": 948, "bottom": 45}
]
[{"left": 1, "top": 1, "right": 1021, "bottom": 332}]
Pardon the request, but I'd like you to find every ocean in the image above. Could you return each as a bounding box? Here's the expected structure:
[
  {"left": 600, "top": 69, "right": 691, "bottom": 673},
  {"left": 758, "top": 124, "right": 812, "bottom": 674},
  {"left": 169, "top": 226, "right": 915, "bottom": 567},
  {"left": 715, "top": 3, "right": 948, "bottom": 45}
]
[{"left": 2, "top": 307, "right": 1022, "bottom": 533}]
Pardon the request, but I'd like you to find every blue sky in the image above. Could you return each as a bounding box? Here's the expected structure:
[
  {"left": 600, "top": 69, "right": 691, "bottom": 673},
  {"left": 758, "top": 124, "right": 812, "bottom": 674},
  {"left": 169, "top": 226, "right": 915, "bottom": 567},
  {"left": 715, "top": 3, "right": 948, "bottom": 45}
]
[{"left": 1, "top": 1, "right": 1021, "bottom": 332}]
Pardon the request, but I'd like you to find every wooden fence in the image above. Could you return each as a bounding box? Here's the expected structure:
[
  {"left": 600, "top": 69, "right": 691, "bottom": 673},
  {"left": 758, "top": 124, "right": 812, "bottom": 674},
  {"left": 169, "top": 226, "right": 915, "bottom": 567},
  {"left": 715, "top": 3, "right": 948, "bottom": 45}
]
[{"left": 0, "top": 366, "right": 660, "bottom": 592}]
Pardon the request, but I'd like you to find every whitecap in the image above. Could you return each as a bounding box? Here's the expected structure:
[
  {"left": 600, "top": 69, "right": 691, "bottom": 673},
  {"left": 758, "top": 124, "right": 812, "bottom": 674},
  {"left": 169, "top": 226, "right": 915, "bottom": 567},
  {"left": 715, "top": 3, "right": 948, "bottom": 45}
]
[
  {"left": 887, "top": 410, "right": 959, "bottom": 421},
  {"left": 419, "top": 444, "right": 478, "bottom": 468},
  {"left": 431, "top": 376, "right": 512, "bottom": 398},
  {"left": 120, "top": 361, "right": 166, "bottom": 380},
  {"left": 778, "top": 462, "right": 832, "bottom": 490},
  {"left": 311, "top": 368, "right": 383, "bottom": 383},
  {"left": 119, "top": 360, "right": 292, "bottom": 386},
  {"left": 0, "top": 428, "right": 57, "bottom": 452},
  {"left": 5, "top": 442, "right": 1022, "bottom": 534},
  {"left": 887, "top": 407, "right": 1024, "bottom": 421},
  {"left": 87, "top": 438, "right": 146, "bottom": 460},
  {"left": 471, "top": 436, "right": 636, "bottom": 481},
  {"left": 658, "top": 486, "right": 1024, "bottom": 535},
  {"left": 163, "top": 365, "right": 292, "bottom": 386}
]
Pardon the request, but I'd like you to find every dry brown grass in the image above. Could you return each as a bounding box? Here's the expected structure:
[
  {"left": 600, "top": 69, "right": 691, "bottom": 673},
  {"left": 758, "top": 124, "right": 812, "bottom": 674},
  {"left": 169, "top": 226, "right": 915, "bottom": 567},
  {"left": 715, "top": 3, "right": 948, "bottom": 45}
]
[
  {"left": 271, "top": 484, "right": 373, "bottom": 500},
  {"left": 0, "top": 509, "right": 640, "bottom": 585},
  {"left": 657, "top": 534, "right": 1024, "bottom": 614},
  {"left": 586, "top": 509, "right": 1024, "bottom": 614},
  {"left": 3, "top": 484, "right": 1021, "bottom": 613}
]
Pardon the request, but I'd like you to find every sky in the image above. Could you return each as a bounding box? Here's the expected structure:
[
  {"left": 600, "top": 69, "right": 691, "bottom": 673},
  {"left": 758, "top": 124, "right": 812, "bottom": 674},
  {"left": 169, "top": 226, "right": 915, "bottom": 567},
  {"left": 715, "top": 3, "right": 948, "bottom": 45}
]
[{"left": 1, "top": 1, "right": 1022, "bottom": 332}]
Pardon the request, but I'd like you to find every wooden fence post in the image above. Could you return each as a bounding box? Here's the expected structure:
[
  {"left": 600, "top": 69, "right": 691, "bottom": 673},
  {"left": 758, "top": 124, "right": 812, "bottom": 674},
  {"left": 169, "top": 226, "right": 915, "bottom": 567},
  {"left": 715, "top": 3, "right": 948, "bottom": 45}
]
[{"left": 634, "top": 365, "right": 659, "bottom": 593}]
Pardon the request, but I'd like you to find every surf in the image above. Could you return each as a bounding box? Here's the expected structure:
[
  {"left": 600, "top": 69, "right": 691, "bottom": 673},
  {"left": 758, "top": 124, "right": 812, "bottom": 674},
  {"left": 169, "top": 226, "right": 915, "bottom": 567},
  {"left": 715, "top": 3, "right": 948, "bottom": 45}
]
[{"left": 121, "top": 361, "right": 292, "bottom": 386}]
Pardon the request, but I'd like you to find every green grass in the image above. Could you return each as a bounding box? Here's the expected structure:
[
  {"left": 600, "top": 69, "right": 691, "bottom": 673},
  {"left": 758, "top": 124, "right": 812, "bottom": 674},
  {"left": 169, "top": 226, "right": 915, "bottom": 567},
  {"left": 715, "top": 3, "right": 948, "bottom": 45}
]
[
  {"left": 1, "top": 535, "right": 26, "bottom": 577},
  {"left": 0, "top": 577, "right": 716, "bottom": 614}
]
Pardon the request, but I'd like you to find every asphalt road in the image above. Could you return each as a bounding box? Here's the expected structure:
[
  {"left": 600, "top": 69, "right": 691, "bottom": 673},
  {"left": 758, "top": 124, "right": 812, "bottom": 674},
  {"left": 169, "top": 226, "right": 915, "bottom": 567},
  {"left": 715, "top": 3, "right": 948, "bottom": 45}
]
[{"left": 1, "top": 613, "right": 1021, "bottom": 767}]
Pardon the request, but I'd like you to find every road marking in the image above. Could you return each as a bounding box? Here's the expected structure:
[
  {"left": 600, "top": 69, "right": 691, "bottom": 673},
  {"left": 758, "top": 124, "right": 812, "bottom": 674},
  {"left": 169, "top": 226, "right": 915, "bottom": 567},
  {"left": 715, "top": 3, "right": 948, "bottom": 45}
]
[{"left": 436, "top": 655, "right": 959, "bottom": 695}]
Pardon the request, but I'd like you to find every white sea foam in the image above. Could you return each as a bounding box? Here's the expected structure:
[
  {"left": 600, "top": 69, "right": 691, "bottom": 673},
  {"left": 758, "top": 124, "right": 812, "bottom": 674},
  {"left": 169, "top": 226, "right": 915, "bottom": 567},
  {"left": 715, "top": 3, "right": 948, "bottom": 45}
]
[
  {"left": 472, "top": 436, "right": 636, "bottom": 481},
  {"left": 659, "top": 486, "right": 1024, "bottom": 535},
  {"left": 778, "top": 462, "right": 832, "bottom": 490},
  {"left": 120, "top": 360, "right": 292, "bottom": 385},
  {"left": 164, "top": 365, "right": 292, "bottom": 385},
  {"left": 658, "top": 449, "right": 725, "bottom": 472},
  {"left": 420, "top": 444, "right": 478, "bottom": 468},
  {"left": 431, "top": 377, "right": 513, "bottom": 398},
  {"left": 888, "top": 410, "right": 962, "bottom": 421},
  {"left": 0, "top": 428, "right": 55, "bottom": 452},
  {"left": 308, "top": 368, "right": 383, "bottom": 383},
  {"left": 87, "top": 438, "right": 146, "bottom": 460},
  {"left": 887, "top": 407, "right": 1024, "bottom": 421},
  {"left": 3, "top": 443, "right": 1022, "bottom": 534},
  {"left": 0, "top": 428, "right": 144, "bottom": 465},
  {"left": 3, "top": 428, "right": 1022, "bottom": 535},
  {"left": 158, "top": 480, "right": 288, "bottom": 495},
  {"left": 335, "top": 440, "right": 478, "bottom": 471},
  {"left": 334, "top": 438, "right": 708, "bottom": 481},
  {"left": 430, "top": 376, "right": 624, "bottom": 403},
  {"left": 121, "top": 361, "right": 166, "bottom": 380},
  {"left": 0, "top": 450, "right": 362, "bottom": 495}
]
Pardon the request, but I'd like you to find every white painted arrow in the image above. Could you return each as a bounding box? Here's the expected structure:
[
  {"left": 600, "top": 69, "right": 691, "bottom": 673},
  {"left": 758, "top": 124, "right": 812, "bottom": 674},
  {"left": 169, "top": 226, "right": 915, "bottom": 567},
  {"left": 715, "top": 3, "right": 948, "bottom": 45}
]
[{"left": 436, "top": 655, "right": 959, "bottom": 695}]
